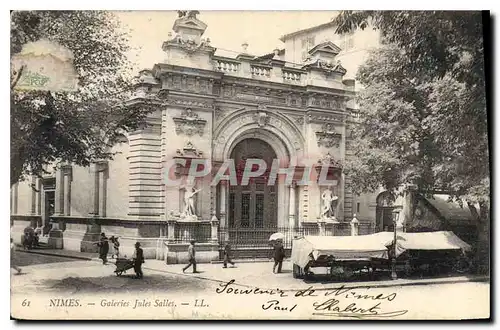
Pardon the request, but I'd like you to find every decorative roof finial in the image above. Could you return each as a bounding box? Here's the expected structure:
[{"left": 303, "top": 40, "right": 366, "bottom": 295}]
[
  {"left": 242, "top": 42, "right": 249, "bottom": 53},
  {"left": 187, "top": 10, "right": 200, "bottom": 19}
]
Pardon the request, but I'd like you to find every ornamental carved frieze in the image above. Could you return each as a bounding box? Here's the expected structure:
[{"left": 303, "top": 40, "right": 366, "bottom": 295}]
[
  {"left": 176, "top": 141, "right": 204, "bottom": 158},
  {"left": 158, "top": 92, "right": 214, "bottom": 109},
  {"left": 170, "top": 98, "right": 213, "bottom": 109},
  {"left": 318, "top": 152, "right": 343, "bottom": 169},
  {"left": 316, "top": 123, "right": 342, "bottom": 148},
  {"left": 307, "top": 113, "right": 344, "bottom": 124},
  {"left": 172, "top": 108, "right": 207, "bottom": 136}
]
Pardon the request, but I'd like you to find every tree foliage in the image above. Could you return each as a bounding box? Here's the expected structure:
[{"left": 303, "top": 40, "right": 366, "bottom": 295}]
[
  {"left": 333, "top": 11, "right": 489, "bottom": 208},
  {"left": 11, "top": 11, "right": 153, "bottom": 186}
]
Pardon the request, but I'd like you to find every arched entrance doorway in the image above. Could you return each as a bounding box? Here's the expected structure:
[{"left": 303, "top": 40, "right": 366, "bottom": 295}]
[
  {"left": 376, "top": 191, "right": 395, "bottom": 232},
  {"left": 228, "top": 138, "right": 278, "bottom": 229},
  {"left": 222, "top": 138, "right": 280, "bottom": 258}
]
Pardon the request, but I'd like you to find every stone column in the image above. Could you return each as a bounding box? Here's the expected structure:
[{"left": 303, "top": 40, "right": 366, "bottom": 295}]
[
  {"left": 62, "top": 166, "right": 72, "bottom": 216},
  {"left": 12, "top": 183, "right": 18, "bottom": 214},
  {"left": 36, "top": 178, "right": 41, "bottom": 216},
  {"left": 30, "top": 176, "right": 36, "bottom": 215},
  {"left": 219, "top": 182, "right": 227, "bottom": 227},
  {"left": 98, "top": 168, "right": 107, "bottom": 217},
  {"left": 210, "top": 215, "right": 219, "bottom": 243},
  {"left": 64, "top": 175, "right": 70, "bottom": 215},
  {"left": 49, "top": 170, "right": 64, "bottom": 248},
  {"left": 90, "top": 164, "right": 100, "bottom": 216},
  {"left": 288, "top": 182, "right": 296, "bottom": 227},
  {"left": 219, "top": 182, "right": 228, "bottom": 243},
  {"left": 90, "top": 161, "right": 108, "bottom": 217},
  {"left": 54, "top": 170, "right": 64, "bottom": 216}
]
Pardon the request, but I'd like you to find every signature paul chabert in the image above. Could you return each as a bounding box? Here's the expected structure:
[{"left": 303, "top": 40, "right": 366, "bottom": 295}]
[{"left": 215, "top": 279, "right": 408, "bottom": 319}]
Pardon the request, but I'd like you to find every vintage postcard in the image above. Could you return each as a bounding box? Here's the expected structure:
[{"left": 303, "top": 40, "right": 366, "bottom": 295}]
[{"left": 10, "top": 10, "right": 490, "bottom": 320}]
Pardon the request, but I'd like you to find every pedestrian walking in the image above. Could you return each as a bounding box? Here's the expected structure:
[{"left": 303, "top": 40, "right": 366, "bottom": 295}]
[
  {"left": 95, "top": 233, "right": 109, "bottom": 265},
  {"left": 273, "top": 240, "right": 285, "bottom": 274},
  {"left": 223, "top": 241, "right": 235, "bottom": 268},
  {"left": 110, "top": 236, "right": 120, "bottom": 259},
  {"left": 133, "top": 242, "right": 144, "bottom": 279},
  {"left": 182, "top": 240, "right": 198, "bottom": 273},
  {"left": 10, "top": 238, "right": 22, "bottom": 274}
]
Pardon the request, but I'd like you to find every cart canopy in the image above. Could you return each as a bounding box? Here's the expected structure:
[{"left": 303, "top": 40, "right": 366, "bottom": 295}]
[
  {"left": 397, "top": 231, "right": 471, "bottom": 252},
  {"left": 291, "top": 234, "right": 392, "bottom": 268},
  {"left": 291, "top": 231, "right": 471, "bottom": 268}
]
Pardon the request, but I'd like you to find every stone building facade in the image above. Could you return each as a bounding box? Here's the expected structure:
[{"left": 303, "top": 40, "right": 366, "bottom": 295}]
[{"left": 14, "top": 12, "right": 472, "bottom": 263}]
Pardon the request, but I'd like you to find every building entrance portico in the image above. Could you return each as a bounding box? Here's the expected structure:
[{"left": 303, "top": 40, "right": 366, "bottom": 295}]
[{"left": 228, "top": 138, "right": 278, "bottom": 230}]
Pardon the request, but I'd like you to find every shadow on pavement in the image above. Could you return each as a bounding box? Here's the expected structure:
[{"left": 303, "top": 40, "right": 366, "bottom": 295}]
[{"left": 42, "top": 273, "right": 210, "bottom": 294}]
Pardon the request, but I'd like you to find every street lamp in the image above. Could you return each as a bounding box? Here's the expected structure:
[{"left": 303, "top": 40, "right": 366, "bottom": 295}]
[{"left": 391, "top": 208, "right": 400, "bottom": 280}]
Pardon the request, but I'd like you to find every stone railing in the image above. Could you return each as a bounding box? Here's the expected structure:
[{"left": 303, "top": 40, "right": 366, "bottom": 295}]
[
  {"left": 209, "top": 57, "right": 350, "bottom": 89},
  {"left": 214, "top": 59, "right": 240, "bottom": 74},
  {"left": 282, "top": 70, "right": 302, "bottom": 83},
  {"left": 250, "top": 65, "right": 271, "bottom": 78}
]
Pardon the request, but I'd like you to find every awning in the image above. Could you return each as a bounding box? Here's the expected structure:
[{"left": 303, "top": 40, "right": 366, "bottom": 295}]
[
  {"left": 397, "top": 231, "right": 471, "bottom": 252},
  {"left": 425, "top": 195, "right": 474, "bottom": 224},
  {"left": 291, "top": 231, "right": 471, "bottom": 268},
  {"left": 291, "top": 235, "right": 392, "bottom": 268}
]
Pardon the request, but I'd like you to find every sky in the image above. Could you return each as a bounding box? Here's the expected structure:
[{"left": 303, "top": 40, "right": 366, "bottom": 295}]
[{"left": 116, "top": 11, "right": 338, "bottom": 72}]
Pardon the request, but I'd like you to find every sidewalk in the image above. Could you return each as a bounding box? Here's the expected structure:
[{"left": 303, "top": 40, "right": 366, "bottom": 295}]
[
  {"left": 18, "top": 247, "right": 489, "bottom": 290},
  {"left": 141, "top": 259, "right": 489, "bottom": 291},
  {"left": 16, "top": 246, "right": 95, "bottom": 261}
]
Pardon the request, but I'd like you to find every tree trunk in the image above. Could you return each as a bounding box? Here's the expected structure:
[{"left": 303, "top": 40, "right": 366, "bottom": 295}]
[{"left": 468, "top": 202, "right": 490, "bottom": 275}]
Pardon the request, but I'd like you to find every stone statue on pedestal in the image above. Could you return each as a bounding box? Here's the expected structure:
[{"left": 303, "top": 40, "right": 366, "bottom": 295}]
[
  {"left": 321, "top": 186, "right": 338, "bottom": 220},
  {"left": 182, "top": 183, "right": 202, "bottom": 220}
]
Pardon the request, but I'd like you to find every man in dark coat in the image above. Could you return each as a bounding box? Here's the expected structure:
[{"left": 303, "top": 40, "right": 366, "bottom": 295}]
[
  {"left": 273, "top": 240, "right": 285, "bottom": 274},
  {"left": 96, "top": 233, "right": 109, "bottom": 265},
  {"left": 182, "top": 240, "right": 198, "bottom": 273},
  {"left": 223, "top": 241, "right": 235, "bottom": 268},
  {"left": 133, "top": 242, "right": 144, "bottom": 279}
]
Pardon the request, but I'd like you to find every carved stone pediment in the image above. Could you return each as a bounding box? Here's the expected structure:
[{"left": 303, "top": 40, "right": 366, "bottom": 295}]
[
  {"left": 316, "top": 123, "right": 342, "bottom": 148},
  {"left": 172, "top": 108, "right": 206, "bottom": 136},
  {"left": 176, "top": 141, "right": 203, "bottom": 158},
  {"left": 308, "top": 41, "right": 342, "bottom": 56},
  {"left": 318, "top": 153, "right": 343, "bottom": 169}
]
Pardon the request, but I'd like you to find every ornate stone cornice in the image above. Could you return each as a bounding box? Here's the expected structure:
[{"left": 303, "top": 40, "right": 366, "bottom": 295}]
[{"left": 172, "top": 108, "right": 207, "bottom": 136}]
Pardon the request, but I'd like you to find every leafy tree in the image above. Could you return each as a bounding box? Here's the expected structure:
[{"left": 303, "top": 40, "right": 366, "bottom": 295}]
[
  {"left": 334, "top": 11, "right": 489, "bottom": 272},
  {"left": 11, "top": 11, "right": 153, "bottom": 186}
]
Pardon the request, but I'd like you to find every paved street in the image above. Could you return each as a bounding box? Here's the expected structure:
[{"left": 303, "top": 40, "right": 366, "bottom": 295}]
[
  {"left": 10, "top": 256, "right": 490, "bottom": 320},
  {"left": 12, "top": 250, "right": 81, "bottom": 267}
]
